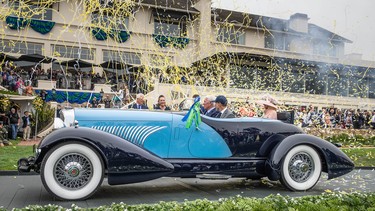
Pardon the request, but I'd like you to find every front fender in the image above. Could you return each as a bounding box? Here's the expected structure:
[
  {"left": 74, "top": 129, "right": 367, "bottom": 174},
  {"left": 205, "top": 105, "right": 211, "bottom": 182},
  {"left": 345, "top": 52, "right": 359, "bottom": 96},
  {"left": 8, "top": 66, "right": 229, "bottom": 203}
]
[
  {"left": 36, "top": 127, "right": 174, "bottom": 185},
  {"left": 265, "top": 134, "right": 354, "bottom": 181}
]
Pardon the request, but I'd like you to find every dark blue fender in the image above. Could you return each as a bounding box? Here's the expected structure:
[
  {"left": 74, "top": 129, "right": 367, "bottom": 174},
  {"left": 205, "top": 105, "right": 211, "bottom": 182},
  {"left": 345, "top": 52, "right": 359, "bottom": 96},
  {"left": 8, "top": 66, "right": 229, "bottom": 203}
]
[
  {"left": 35, "top": 127, "right": 174, "bottom": 185},
  {"left": 265, "top": 134, "right": 354, "bottom": 181}
]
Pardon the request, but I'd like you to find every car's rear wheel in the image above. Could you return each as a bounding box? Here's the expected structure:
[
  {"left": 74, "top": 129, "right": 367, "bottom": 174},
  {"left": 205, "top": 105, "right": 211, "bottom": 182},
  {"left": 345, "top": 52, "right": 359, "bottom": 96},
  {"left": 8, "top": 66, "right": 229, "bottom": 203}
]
[
  {"left": 41, "top": 142, "right": 104, "bottom": 200},
  {"left": 280, "top": 145, "right": 321, "bottom": 191}
]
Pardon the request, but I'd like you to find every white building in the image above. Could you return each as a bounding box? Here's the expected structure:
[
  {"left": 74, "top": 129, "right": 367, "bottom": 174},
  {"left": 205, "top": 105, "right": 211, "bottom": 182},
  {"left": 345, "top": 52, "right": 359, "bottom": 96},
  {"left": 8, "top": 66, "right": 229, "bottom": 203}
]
[{"left": 0, "top": 0, "right": 374, "bottom": 109}]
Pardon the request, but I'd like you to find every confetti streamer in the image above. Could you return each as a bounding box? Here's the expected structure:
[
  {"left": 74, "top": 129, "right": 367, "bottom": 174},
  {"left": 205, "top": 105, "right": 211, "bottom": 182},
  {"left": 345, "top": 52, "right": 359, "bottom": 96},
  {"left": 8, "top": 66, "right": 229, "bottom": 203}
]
[{"left": 0, "top": 0, "right": 373, "bottom": 110}]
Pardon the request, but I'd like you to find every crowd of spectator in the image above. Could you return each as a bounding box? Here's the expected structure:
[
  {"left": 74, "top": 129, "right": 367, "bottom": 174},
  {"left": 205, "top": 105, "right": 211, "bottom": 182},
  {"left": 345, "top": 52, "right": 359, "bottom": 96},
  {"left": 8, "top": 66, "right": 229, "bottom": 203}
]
[
  {"left": 294, "top": 106, "right": 375, "bottom": 129},
  {"left": 231, "top": 101, "right": 375, "bottom": 129},
  {"left": 0, "top": 62, "right": 148, "bottom": 94},
  {"left": 1, "top": 62, "right": 375, "bottom": 130}
]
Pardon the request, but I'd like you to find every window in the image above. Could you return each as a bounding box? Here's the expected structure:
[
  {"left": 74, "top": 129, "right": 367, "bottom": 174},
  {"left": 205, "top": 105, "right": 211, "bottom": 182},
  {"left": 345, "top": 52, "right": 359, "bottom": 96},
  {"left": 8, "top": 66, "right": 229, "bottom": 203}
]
[
  {"left": 103, "top": 50, "right": 141, "bottom": 64},
  {"left": 258, "top": 67, "right": 280, "bottom": 91},
  {"left": 281, "top": 70, "right": 304, "bottom": 93},
  {"left": 217, "top": 27, "right": 245, "bottom": 45},
  {"left": 153, "top": 9, "right": 188, "bottom": 37},
  {"left": 1, "top": 40, "right": 43, "bottom": 55},
  {"left": 154, "top": 20, "right": 186, "bottom": 37},
  {"left": 348, "top": 68, "right": 369, "bottom": 98},
  {"left": 92, "top": 13, "right": 129, "bottom": 31},
  {"left": 99, "top": 0, "right": 114, "bottom": 7},
  {"left": 229, "top": 65, "right": 259, "bottom": 89},
  {"left": 326, "top": 68, "right": 348, "bottom": 96},
  {"left": 149, "top": 54, "right": 173, "bottom": 67},
  {"left": 265, "top": 33, "right": 290, "bottom": 51},
  {"left": 369, "top": 77, "right": 375, "bottom": 99},
  {"left": 10, "top": 1, "right": 53, "bottom": 20},
  {"left": 52, "top": 45, "right": 95, "bottom": 60},
  {"left": 313, "top": 40, "right": 337, "bottom": 57},
  {"left": 305, "top": 71, "right": 326, "bottom": 95}
]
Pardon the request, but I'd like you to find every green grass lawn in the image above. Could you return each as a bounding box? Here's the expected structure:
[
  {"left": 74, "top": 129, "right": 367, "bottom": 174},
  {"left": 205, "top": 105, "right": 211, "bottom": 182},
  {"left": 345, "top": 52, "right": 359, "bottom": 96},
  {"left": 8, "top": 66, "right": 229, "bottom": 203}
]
[
  {"left": 0, "top": 144, "right": 374, "bottom": 171},
  {"left": 0, "top": 139, "right": 34, "bottom": 171},
  {"left": 342, "top": 148, "right": 375, "bottom": 167}
]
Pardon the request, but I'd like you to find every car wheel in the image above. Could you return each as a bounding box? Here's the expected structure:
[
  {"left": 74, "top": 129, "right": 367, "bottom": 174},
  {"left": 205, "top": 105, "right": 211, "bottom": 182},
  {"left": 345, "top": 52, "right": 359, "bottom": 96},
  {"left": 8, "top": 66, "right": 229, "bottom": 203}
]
[
  {"left": 280, "top": 145, "right": 321, "bottom": 191},
  {"left": 41, "top": 142, "right": 104, "bottom": 200}
]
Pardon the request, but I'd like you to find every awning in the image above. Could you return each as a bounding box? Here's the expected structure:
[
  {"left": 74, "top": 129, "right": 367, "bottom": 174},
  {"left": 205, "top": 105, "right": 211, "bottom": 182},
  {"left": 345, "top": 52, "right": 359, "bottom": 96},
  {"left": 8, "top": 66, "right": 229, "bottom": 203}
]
[
  {"left": 153, "top": 8, "right": 195, "bottom": 21},
  {"left": 101, "top": 60, "right": 131, "bottom": 70},
  {"left": 56, "top": 59, "right": 96, "bottom": 68},
  {"left": 0, "top": 53, "right": 19, "bottom": 62},
  {"left": 17, "top": 53, "right": 54, "bottom": 63}
]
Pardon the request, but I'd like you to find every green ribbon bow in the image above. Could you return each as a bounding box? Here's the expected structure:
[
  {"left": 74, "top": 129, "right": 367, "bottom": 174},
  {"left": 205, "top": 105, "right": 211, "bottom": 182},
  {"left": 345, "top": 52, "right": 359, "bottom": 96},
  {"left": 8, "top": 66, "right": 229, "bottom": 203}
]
[{"left": 182, "top": 97, "right": 202, "bottom": 129}]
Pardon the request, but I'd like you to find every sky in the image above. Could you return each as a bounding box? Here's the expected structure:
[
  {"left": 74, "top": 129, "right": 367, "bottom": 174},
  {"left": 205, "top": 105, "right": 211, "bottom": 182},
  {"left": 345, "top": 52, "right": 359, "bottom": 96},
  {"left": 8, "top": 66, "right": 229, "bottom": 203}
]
[{"left": 213, "top": 0, "right": 375, "bottom": 61}]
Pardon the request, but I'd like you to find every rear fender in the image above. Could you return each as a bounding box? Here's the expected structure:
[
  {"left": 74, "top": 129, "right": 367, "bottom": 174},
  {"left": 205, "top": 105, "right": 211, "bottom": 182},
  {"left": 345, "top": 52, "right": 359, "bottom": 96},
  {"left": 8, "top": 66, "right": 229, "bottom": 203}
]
[
  {"left": 256, "top": 134, "right": 286, "bottom": 175},
  {"left": 265, "top": 134, "right": 354, "bottom": 181}
]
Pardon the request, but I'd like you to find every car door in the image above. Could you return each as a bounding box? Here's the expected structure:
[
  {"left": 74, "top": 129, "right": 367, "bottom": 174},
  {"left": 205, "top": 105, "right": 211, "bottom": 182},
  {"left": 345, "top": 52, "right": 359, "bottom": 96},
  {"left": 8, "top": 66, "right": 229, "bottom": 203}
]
[{"left": 167, "top": 114, "right": 232, "bottom": 158}]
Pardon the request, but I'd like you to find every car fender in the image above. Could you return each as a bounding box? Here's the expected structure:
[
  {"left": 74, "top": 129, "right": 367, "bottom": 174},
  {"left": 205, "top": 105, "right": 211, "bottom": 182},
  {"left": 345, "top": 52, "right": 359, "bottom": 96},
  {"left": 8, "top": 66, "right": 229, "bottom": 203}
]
[
  {"left": 265, "top": 134, "right": 354, "bottom": 181},
  {"left": 36, "top": 127, "right": 174, "bottom": 185}
]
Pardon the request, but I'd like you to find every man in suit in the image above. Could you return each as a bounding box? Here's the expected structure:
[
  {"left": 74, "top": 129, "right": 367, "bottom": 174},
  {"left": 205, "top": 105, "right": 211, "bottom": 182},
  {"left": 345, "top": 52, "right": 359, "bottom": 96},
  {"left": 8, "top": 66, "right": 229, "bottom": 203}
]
[
  {"left": 202, "top": 95, "right": 220, "bottom": 117},
  {"left": 128, "top": 93, "right": 149, "bottom": 109},
  {"left": 214, "top": 95, "right": 235, "bottom": 118}
]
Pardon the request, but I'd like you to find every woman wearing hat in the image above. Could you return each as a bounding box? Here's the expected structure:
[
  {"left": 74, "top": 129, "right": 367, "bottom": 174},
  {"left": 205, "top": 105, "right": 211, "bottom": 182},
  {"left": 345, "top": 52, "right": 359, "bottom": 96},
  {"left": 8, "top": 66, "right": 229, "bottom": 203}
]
[{"left": 256, "top": 94, "right": 279, "bottom": 120}]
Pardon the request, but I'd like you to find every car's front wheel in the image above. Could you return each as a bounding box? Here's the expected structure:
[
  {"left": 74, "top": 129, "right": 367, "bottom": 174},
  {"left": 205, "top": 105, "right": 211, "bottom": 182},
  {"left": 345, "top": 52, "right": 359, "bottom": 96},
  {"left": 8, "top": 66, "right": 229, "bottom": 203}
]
[
  {"left": 41, "top": 142, "right": 104, "bottom": 200},
  {"left": 280, "top": 145, "right": 322, "bottom": 191}
]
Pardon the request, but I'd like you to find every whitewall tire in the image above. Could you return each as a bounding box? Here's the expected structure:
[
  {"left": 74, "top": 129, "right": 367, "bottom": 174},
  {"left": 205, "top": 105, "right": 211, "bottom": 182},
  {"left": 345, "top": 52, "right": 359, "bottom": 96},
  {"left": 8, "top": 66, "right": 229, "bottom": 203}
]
[
  {"left": 41, "top": 142, "right": 104, "bottom": 200},
  {"left": 280, "top": 145, "right": 322, "bottom": 191}
]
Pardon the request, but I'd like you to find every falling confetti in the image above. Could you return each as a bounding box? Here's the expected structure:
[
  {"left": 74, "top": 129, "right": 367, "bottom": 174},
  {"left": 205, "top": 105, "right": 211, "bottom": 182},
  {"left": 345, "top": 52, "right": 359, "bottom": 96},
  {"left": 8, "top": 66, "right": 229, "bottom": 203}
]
[{"left": 0, "top": 0, "right": 374, "bottom": 108}]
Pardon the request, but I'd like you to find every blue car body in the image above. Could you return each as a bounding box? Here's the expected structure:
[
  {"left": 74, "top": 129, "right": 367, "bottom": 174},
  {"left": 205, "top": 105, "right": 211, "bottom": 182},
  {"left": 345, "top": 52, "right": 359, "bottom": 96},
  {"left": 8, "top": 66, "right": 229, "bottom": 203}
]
[
  {"left": 75, "top": 109, "right": 232, "bottom": 158},
  {"left": 18, "top": 108, "right": 355, "bottom": 200}
]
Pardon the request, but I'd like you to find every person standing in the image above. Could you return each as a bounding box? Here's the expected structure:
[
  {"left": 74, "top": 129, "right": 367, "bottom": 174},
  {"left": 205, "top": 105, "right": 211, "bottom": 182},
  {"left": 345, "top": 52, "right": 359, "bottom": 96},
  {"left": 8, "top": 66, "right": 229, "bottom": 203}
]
[
  {"left": 56, "top": 104, "right": 62, "bottom": 118},
  {"left": 16, "top": 77, "right": 25, "bottom": 95},
  {"left": 118, "top": 88, "right": 124, "bottom": 104},
  {"left": 40, "top": 90, "right": 47, "bottom": 102},
  {"left": 124, "top": 86, "right": 130, "bottom": 104},
  {"left": 103, "top": 95, "right": 112, "bottom": 108},
  {"left": 22, "top": 111, "right": 33, "bottom": 141},
  {"left": 8, "top": 107, "right": 20, "bottom": 140},
  {"left": 91, "top": 97, "right": 99, "bottom": 108}
]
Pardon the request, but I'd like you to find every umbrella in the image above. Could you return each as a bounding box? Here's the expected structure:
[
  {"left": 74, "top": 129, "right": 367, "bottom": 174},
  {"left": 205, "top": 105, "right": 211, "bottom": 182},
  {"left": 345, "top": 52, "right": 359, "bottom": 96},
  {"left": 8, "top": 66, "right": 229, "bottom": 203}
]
[
  {"left": 57, "top": 59, "right": 96, "bottom": 69},
  {"left": 17, "top": 53, "right": 54, "bottom": 63}
]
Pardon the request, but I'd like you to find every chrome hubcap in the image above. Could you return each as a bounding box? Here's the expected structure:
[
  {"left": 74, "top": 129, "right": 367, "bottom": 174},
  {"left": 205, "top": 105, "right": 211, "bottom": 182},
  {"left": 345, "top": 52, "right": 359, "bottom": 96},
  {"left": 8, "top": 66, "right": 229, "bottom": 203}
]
[
  {"left": 54, "top": 153, "right": 93, "bottom": 189},
  {"left": 288, "top": 152, "right": 314, "bottom": 183}
]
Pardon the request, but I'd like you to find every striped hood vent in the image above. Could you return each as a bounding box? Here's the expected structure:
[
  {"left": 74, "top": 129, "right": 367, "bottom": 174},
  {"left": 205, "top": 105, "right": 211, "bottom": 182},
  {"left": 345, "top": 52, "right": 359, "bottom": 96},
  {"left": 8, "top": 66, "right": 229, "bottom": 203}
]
[{"left": 91, "top": 125, "right": 166, "bottom": 146}]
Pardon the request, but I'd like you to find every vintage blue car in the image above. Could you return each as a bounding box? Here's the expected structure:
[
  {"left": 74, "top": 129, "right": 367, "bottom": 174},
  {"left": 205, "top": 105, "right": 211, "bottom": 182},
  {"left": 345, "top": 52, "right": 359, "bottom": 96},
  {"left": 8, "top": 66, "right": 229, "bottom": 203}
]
[{"left": 18, "top": 108, "right": 354, "bottom": 200}]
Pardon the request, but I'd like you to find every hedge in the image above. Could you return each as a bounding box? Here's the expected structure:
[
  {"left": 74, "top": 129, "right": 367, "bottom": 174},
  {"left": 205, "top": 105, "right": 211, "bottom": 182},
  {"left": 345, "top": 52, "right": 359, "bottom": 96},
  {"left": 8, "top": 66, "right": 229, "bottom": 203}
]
[{"left": 2, "top": 192, "right": 375, "bottom": 211}]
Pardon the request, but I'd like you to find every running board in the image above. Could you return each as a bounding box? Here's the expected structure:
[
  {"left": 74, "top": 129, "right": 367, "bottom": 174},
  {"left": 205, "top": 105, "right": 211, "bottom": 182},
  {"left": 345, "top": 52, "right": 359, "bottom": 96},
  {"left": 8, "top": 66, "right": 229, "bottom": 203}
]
[{"left": 196, "top": 174, "right": 231, "bottom": 180}]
